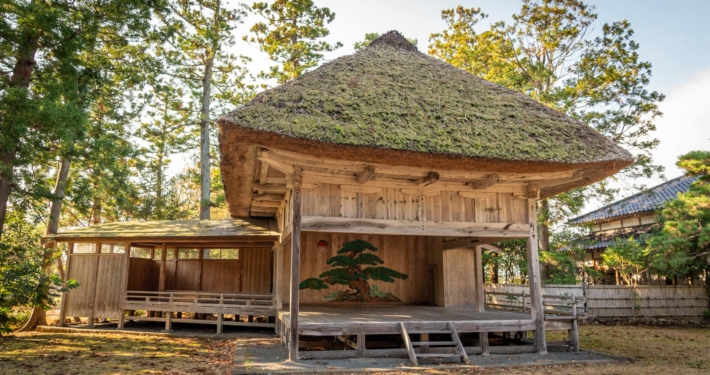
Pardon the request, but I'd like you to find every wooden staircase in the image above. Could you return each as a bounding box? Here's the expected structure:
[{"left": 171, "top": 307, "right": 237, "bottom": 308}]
[{"left": 400, "top": 322, "right": 469, "bottom": 366}]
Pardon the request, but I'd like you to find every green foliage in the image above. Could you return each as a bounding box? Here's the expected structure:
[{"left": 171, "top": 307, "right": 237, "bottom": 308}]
[
  {"left": 428, "top": 0, "right": 665, "bottom": 237},
  {"left": 299, "top": 277, "right": 328, "bottom": 290},
  {"left": 0, "top": 217, "right": 78, "bottom": 334},
  {"left": 540, "top": 250, "right": 578, "bottom": 285},
  {"left": 602, "top": 236, "right": 649, "bottom": 285},
  {"left": 354, "top": 32, "right": 418, "bottom": 51},
  {"left": 648, "top": 151, "right": 710, "bottom": 281},
  {"left": 247, "top": 0, "right": 342, "bottom": 83},
  {"left": 299, "top": 239, "right": 407, "bottom": 302}
]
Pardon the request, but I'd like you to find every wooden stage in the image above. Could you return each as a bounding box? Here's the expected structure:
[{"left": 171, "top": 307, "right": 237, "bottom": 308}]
[
  {"left": 276, "top": 305, "right": 563, "bottom": 360},
  {"left": 278, "top": 305, "right": 536, "bottom": 336}
]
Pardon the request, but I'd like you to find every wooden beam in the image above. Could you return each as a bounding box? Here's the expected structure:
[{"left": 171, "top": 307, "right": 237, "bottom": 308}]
[
  {"left": 481, "top": 243, "right": 502, "bottom": 254},
  {"left": 251, "top": 183, "right": 288, "bottom": 194},
  {"left": 416, "top": 171, "right": 440, "bottom": 187},
  {"left": 301, "top": 216, "right": 529, "bottom": 238},
  {"left": 528, "top": 184, "right": 541, "bottom": 199},
  {"left": 252, "top": 200, "right": 282, "bottom": 208},
  {"left": 259, "top": 162, "right": 269, "bottom": 185},
  {"left": 258, "top": 156, "right": 295, "bottom": 175},
  {"left": 525, "top": 198, "right": 547, "bottom": 354},
  {"left": 468, "top": 174, "right": 499, "bottom": 190},
  {"left": 117, "top": 241, "right": 131, "bottom": 329},
  {"left": 289, "top": 168, "right": 303, "bottom": 361},
  {"left": 58, "top": 243, "right": 73, "bottom": 327},
  {"left": 253, "top": 193, "right": 285, "bottom": 201},
  {"left": 302, "top": 170, "right": 526, "bottom": 196},
  {"left": 355, "top": 165, "right": 376, "bottom": 184},
  {"left": 264, "top": 148, "right": 579, "bottom": 181}
]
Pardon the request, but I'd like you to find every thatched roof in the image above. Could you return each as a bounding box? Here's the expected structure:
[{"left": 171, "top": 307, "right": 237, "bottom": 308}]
[
  {"left": 219, "top": 31, "right": 632, "bottom": 167},
  {"left": 218, "top": 31, "right": 634, "bottom": 218}
]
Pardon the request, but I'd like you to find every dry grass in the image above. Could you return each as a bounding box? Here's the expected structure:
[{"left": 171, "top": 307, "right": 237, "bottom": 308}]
[
  {"left": 0, "top": 332, "right": 235, "bottom": 375},
  {"left": 373, "top": 324, "right": 710, "bottom": 375},
  {"left": 1, "top": 325, "right": 708, "bottom": 374}
]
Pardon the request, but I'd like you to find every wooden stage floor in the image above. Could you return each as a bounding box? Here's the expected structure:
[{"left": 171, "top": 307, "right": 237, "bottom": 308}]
[{"left": 278, "top": 305, "right": 537, "bottom": 336}]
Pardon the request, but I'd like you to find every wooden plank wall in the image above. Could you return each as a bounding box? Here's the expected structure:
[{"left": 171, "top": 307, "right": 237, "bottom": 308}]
[
  {"left": 301, "top": 184, "right": 528, "bottom": 223},
  {"left": 281, "top": 233, "right": 435, "bottom": 305},
  {"left": 65, "top": 255, "right": 100, "bottom": 317},
  {"left": 93, "top": 255, "right": 127, "bottom": 319},
  {"left": 174, "top": 260, "right": 200, "bottom": 290},
  {"left": 127, "top": 258, "right": 160, "bottom": 291},
  {"left": 442, "top": 249, "right": 476, "bottom": 307},
  {"left": 241, "top": 248, "right": 272, "bottom": 293},
  {"left": 202, "top": 259, "right": 240, "bottom": 292},
  {"left": 66, "top": 254, "right": 127, "bottom": 318}
]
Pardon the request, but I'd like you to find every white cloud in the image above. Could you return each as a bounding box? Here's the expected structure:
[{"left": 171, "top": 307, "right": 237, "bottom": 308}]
[{"left": 651, "top": 70, "right": 710, "bottom": 178}]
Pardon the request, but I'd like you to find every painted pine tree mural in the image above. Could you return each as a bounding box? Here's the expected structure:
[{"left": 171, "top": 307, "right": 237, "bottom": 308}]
[{"left": 299, "top": 239, "right": 408, "bottom": 302}]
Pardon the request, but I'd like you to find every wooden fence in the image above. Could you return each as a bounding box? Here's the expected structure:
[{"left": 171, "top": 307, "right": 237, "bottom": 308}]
[{"left": 485, "top": 284, "right": 708, "bottom": 320}]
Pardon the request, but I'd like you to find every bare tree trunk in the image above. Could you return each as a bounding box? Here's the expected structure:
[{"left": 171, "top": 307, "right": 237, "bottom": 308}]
[
  {"left": 0, "top": 150, "right": 15, "bottom": 240},
  {"left": 199, "top": 56, "right": 214, "bottom": 220},
  {"left": 538, "top": 199, "right": 550, "bottom": 282},
  {"left": 19, "top": 155, "right": 72, "bottom": 331}
]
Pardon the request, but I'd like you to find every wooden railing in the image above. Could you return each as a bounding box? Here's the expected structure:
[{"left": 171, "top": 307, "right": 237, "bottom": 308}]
[
  {"left": 484, "top": 290, "right": 586, "bottom": 318},
  {"left": 122, "top": 290, "right": 276, "bottom": 316}
]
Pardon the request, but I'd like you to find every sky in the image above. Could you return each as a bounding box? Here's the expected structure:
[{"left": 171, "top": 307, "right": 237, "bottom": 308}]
[{"left": 180, "top": 0, "right": 710, "bottom": 212}]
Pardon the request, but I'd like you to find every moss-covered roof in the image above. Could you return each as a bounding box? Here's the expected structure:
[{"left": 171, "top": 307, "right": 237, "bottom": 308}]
[
  {"left": 220, "top": 31, "right": 631, "bottom": 164},
  {"left": 44, "top": 218, "right": 279, "bottom": 242}
]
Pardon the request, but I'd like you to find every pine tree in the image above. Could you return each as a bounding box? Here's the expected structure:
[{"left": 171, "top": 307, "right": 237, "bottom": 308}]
[
  {"left": 155, "top": 0, "right": 254, "bottom": 220},
  {"left": 299, "top": 239, "right": 408, "bottom": 302},
  {"left": 247, "top": 0, "right": 342, "bottom": 84}
]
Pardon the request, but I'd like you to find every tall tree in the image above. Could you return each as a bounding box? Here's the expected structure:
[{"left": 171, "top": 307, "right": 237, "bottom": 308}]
[
  {"left": 247, "top": 0, "right": 342, "bottom": 84},
  {"left": 156, "top": 0, "right": 252, "bottom": 220},
  {"left": 428, "top": 0, "right": 665, "bottom": 250},
  {"left": 0, "top": 0, "right": 158, "bottom": 238}
]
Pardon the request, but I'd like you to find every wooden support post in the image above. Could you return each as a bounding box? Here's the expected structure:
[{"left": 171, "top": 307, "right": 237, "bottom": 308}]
[
  {"left": 356, "top": 333, "right": 366, "bottom": 357},
  {"left": 88, "top": 242, "right": 101, "bottom": 327},
  {"left": 159, "top": 243, "right": 167, "bottom": 291},
  {"left": 420, "top": 333, "right": 429, "bottom": 353},
  {"left": 118, "top": 242, "right": 132, "bottom": 330},
  {"left": 288, "top": 168, "right": 303, "bottom": 361},
  {"left": 165, "top": 312, "right": 172, "bottom": 331},
  {"left": 480, "top": 332, "right": 490, "bottom": 356},
  {"left": 217, "top": 294, "right": 224, "bottom": 334},
  {"left": 526, "top": 198, "right": 547, "bottom": 354},
  {"left": 197, "top": 249, "right": 203, "bottom": 292},
  {"left": 58, "top": 243, "right": 73, "bottom": 327},
  {"left": 474, "top": 245, "right": 485, "bottom": 312}
]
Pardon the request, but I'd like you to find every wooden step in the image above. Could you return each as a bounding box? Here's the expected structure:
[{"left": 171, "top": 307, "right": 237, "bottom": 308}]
[
  {"left": 411, "top": 341, "right": 456, "bottom": 346},
  {"left": 416, "top": 353, "right": 461, "bottom": 358},
  {"left": 406, "top": 330, "right": 452, "bottom": 334}
]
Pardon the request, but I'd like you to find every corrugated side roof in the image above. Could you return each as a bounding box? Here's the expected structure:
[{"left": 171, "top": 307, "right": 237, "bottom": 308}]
[{"left": 569, "top": 175, "right": 699, "bottom": 225}]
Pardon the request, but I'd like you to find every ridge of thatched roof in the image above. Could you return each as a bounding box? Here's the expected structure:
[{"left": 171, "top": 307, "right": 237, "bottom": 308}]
[{"left": 219, "top": 30, "right": 632, "bottom": 165}]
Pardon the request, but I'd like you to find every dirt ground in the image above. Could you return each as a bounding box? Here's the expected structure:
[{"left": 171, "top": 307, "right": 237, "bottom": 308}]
[{"left": 0, "top": 324, "right": 708, "bottom": 374}]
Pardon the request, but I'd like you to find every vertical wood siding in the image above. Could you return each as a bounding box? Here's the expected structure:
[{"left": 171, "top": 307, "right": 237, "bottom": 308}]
[{"left": 300, "top": 184, "right": 528, "bottom": 223}]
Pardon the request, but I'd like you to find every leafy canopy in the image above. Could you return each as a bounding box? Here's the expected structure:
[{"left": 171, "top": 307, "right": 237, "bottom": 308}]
[{"left": 247, "top": 0, "right": 342, "bottom": 84}]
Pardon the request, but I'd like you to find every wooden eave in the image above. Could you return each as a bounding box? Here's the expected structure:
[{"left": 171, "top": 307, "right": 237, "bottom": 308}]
[{"left": 232, "top": 145, "right": 620, "bottom": 220}]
